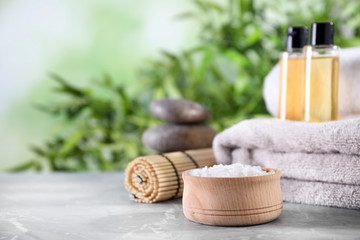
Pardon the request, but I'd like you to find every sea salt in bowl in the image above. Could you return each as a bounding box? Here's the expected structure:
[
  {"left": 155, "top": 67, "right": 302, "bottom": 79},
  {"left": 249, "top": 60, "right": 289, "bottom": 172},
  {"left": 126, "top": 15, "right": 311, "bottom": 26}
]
[{"left": 182, "top": 164, "right": 283, "bottom": 226}]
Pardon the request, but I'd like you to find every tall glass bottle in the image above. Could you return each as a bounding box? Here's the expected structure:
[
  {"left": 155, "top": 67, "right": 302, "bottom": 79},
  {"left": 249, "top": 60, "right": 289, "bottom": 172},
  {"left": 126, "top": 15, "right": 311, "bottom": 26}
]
[
  {"left": 303, "top": 22, "right": 339, "bottom": 122},
  {"left": 278, "top": 27, "right": 308, "bottom": 121}
]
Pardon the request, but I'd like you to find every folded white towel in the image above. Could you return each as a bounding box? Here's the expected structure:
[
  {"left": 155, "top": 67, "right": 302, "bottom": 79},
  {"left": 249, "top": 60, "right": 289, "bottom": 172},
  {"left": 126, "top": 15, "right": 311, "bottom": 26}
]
[
  {"left": 249, "top": 150, "right": 360, "bottom": 185},
  {"left": 263, "top": 47, "right": 360, "bottom": 117},
  {"left": 212, "top": 118, "right": 360, "bottom": 209},
  {"left": 281, "top": 178, "right": 360, "bottom": 209},
  {"left": 213, "top": 118, "right": 360, "bottom": 161}
]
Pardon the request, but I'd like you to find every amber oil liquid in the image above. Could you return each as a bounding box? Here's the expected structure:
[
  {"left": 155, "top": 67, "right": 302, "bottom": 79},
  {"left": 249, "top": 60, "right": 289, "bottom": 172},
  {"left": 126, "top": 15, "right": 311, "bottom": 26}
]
[
  {"left": 303, "top": 55, "right": 339, "bottom": 122},
  {"left": 278, "top": 54, "right": 304, "bottom": 121}
]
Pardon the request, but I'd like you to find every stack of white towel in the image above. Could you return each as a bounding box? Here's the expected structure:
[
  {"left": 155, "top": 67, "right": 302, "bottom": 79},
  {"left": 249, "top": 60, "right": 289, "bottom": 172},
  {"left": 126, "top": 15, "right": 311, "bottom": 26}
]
[
  {"left": 213, "top": 119, "right": 360, "bottom": 209},
  {"left": 213, "top": 48, "right": 360, "bottom": 209}
]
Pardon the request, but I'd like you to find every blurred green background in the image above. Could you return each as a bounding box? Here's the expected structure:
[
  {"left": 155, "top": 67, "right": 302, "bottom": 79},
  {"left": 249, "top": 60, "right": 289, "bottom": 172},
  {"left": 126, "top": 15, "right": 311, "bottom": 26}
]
[{"left": 1, "top": 0, "right": 360, "bottom": 171}]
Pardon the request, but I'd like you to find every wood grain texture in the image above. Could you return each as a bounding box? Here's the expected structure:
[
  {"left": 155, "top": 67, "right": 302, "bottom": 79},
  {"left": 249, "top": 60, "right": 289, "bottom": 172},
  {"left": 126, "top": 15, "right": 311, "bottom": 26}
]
[{"left": 182, "top": 168, "right": 283, "bottom": 226}]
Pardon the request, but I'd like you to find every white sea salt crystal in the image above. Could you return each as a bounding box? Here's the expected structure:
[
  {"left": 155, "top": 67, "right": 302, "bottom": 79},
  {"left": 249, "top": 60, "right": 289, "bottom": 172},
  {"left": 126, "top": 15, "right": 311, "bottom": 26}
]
[{"left": 190, "top": 163, "right": 274, "bottom": 177}]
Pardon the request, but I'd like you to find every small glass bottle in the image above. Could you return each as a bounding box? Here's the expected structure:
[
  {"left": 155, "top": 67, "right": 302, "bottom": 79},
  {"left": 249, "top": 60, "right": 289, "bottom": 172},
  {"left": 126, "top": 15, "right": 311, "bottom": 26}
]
[
  {"left": 278, "top": 27, "right": 308, "bottom": 121},
  {"left": 303, "top": 22, "right": 339, "bottom": 122}
]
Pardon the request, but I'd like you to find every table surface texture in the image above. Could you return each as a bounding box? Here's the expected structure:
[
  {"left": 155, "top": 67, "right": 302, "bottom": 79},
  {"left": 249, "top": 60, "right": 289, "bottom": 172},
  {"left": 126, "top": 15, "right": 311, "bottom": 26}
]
[{"left": 0, "top": 173, "right": 359, "bottom": 240}]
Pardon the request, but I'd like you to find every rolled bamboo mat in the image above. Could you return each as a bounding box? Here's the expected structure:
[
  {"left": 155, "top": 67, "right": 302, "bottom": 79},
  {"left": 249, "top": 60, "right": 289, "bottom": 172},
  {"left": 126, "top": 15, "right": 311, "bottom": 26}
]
[{"left": 125, "top": 148, "right": 215, "bottom": 203}]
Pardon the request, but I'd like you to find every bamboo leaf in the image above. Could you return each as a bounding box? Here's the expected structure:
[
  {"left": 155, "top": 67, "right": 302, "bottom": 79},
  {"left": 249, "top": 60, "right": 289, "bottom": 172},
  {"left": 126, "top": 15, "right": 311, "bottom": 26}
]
[
  {"left": 175, "top": 11, "right": 197, "bottom": 20},
  {"left": 58, "top": 130, "right": 83, "bottom": 157},
  {"left": 30, "top": 146, "right": 47, "bottom": 157},
  {"left": 8, "top": 160, "right": 38, "bottom": 172},
  {"left": 50, "top": 73, "right": 86, "bottom": 97},
  {"left": 195, "top": 0, "right": 223, "bottom": 12}
]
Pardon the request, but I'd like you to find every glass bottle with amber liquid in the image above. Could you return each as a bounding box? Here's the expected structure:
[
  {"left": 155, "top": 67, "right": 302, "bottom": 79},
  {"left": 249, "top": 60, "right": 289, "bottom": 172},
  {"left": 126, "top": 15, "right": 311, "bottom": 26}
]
[
  {"left": 278, "top": 27, "right": 308, "bottom": 120},
  {"left": 303, "top": 22, "right": 339, "bottom": 122}
]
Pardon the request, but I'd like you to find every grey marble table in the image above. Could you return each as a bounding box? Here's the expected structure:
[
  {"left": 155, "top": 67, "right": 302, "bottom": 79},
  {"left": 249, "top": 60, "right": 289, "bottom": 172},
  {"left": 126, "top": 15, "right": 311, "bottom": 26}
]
[{"left": 0, "top": 173, "right": 359, "bottom": 240}]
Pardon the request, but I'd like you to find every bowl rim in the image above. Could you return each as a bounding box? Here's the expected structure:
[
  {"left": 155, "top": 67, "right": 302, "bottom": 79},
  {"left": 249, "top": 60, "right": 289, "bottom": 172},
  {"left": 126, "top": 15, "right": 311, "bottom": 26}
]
[{"left": 182, "top": 167, "right": 281, "bottom": 180}]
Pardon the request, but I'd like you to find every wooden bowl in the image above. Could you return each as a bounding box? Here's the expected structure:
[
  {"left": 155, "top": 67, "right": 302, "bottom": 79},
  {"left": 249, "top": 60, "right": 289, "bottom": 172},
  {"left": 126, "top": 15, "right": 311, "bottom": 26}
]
[{"left": 182, "top": 168, "right": 283, "bottom": 226}]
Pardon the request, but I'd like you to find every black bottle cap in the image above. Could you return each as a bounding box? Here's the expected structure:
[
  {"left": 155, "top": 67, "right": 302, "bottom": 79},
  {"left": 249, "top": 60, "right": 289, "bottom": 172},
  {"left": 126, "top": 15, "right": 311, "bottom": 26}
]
[
  {"left": 310, "top": 22, "right": 334, "bottom": 46},
  {"left": 286, "top": 27, "right": 308, "bottom": 51}
]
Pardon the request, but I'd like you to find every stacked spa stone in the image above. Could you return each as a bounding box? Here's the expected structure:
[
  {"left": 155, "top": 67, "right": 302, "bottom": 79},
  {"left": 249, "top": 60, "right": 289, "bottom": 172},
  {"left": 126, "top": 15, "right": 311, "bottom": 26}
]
[{"left": 142, "top": 99, "right": 216, "bottom": 153}]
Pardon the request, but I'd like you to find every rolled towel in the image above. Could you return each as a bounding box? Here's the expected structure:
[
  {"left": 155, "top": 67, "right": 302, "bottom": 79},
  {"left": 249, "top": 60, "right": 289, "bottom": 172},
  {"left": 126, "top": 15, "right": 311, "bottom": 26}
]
[
  {"left": 213, "top": 118, "right": 360, "bottom": 209},
  {"left": 263, "top": 47, "right": 360, "bottom": 117}
]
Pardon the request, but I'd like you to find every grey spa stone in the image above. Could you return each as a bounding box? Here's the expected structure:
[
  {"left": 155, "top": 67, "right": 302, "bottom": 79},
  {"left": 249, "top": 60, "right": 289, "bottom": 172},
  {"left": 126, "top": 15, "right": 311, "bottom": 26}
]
[
  {"left": 142, "top": 124, "right": 216, "bottom": 152},
  {"left": 150, "top": 98, "right": 211, "bottom": 123}
]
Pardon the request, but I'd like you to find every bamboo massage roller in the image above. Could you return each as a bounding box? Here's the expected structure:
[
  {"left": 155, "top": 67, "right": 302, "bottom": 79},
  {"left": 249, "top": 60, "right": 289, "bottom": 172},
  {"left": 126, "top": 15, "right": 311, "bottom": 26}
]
[{"left": 125, "top": 148, "right": 216, "bottom": 203}]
